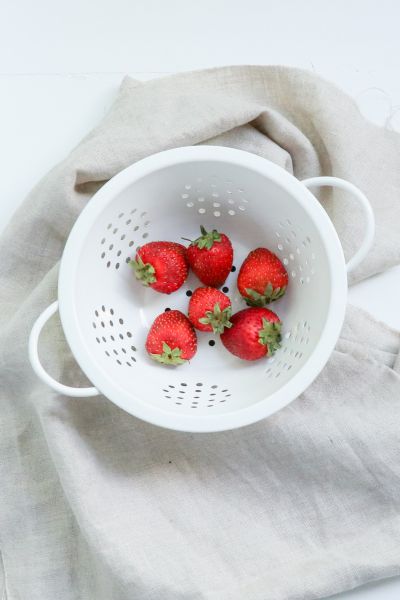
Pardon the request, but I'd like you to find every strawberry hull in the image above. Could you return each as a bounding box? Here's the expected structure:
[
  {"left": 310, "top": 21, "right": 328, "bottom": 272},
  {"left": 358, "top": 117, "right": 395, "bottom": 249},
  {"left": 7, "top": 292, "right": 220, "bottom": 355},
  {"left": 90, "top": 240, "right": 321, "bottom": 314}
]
[
  {"left": 188, "top": 287, "right": 232, "bottom": 334},
  {"left": 237, "top": 247, "right": 288, "bottom": 306},
  {"left": 131, "top": 241, "right": 188, "bottom": 294},
  {"left": 186, "top": 226, "right": 233, "bottom": 287},
  {"left": 220, "top": 307, "right": 282, "bottom": 361},
  {"left": 146, "top": 310, "right": 197, "bottom": 366}
]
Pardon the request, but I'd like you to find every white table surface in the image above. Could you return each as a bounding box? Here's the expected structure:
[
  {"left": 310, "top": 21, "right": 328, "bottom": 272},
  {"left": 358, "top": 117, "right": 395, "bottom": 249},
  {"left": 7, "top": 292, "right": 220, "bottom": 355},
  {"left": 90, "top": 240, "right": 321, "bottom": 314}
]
[{"left": 1, "top": 1, "right": 399, "bottom": 597}]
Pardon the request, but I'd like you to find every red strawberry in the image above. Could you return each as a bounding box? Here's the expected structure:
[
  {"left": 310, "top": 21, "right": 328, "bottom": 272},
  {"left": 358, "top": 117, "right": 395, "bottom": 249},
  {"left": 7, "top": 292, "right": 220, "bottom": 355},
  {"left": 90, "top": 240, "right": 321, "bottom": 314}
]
[
  {"left": 188, "top": 287, "right": 232, "bottom": 334},
  {"left": 146, "top": 310, "right": 197, "bottom": 365},
  {"left": 237, "top": 248, "right": 288, "bottom": 306},
  {"left": 186, "top": 226, "right": 233, "bottom": 287},
  {"left": 131, "top": 241, "right": 188, "bottom": 294},
  {"left": 220, "top": 307, "right": 281, "bottom": 361}
]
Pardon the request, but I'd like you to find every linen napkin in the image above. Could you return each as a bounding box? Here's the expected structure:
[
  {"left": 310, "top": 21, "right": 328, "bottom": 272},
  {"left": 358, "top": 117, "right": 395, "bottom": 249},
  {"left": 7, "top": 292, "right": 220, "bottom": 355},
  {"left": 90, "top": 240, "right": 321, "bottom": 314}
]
[{"left": 1, "top": 66, "right": 400, "bottom": 600}]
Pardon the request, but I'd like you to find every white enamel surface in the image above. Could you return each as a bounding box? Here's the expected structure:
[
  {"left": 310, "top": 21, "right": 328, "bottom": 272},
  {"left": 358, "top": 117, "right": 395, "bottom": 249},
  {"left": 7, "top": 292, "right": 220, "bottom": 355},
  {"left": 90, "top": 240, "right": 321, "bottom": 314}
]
[
  {"left": 302, "top": 177, "right": 375, "bottom": 273},
  {"left": 28, "top": 301, "right": 100, "bottom": 397},
  {"left": 56, "top": 146, "right": 348, "bottom": 431}
]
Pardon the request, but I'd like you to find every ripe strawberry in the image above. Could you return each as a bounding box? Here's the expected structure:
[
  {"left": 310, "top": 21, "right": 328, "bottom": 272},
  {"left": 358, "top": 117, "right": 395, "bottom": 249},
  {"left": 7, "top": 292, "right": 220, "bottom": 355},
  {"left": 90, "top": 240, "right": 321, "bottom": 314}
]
[
  {"left": 146, "top": 310, "right": 197, "bottom": 365},
  {"left": 220, "top": 307, "right": 281, "bottom": 361},
  {"left": 237, "top": 248, "right": 288, "bottom": 306},
  {"left": 130, "top": 241, "right": 188, "bottom": 294},
  {"left": 188, "top": 287, "right": 232, "bottom": 334},
  {"left": 185, "top": 226, "right": 233, "bottom": 287}
]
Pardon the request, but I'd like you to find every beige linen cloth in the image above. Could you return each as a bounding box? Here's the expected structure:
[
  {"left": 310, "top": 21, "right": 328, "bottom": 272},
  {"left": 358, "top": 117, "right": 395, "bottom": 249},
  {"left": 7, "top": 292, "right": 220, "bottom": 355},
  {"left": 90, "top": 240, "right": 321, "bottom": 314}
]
[{"left": 1, "top": 66, "right": 400, "bottom": 600}]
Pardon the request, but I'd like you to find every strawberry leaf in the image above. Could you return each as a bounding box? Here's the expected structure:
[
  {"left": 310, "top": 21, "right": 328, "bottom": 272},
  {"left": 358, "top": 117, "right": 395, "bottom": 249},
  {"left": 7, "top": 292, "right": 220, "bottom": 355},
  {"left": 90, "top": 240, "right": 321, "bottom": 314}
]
[
  {"left": 130, "top": 255, "right": 156, "bottom": 286},
  {"left": 150, "top": 342, "right": 186, "bottom": 366},
  {"left": 192, "top": 225, "right": 222, "bottom": 250},
  {"left": 258, "top": 319, "right": 282, "bottom": 356},
  {"left": 244, "top": 284, "right": 286, "bottom": 306},
  {"left": 244, "top": 288, "right": 267, "bottom": 307},
  {"left": 198, "top": 302, "right": 233, "bottom": 334}
]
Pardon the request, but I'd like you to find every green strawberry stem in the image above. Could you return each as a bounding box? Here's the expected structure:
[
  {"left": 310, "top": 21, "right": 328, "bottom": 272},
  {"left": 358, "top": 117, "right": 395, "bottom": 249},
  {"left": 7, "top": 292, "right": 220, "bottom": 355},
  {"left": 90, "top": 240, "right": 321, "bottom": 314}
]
[
  {"left": 198, "top": 302, "right": 233, "bottom": 334},
  {"left": 150, "top": 342, "right": 186, "bottom": 366},
  {"left": 191, "top": 225, "right": 222, "bottom": 250},
  {"left": 130, "top": 255, "right": 156, "bottom": 286},
  {"left": 245, "top": 283, "right": 286, "bottom": 307},
  {"left": 258, "top": 319, "right": 282, "bottom": 357}
]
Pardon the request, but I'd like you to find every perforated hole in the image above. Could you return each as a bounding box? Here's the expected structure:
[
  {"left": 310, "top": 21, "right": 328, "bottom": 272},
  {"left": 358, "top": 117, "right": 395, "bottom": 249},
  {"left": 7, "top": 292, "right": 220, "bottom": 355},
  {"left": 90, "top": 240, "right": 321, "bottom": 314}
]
[
  {"left": 93, "top": 307, "right": 138, "bottom": 369},
  {"left": 100, "top": 206, "right": 149, "bottom": 270},
  {"left": 264, "top": 320, "right": 311, "bottom": 380},
  {"left": 162, "top": 383, "right": 232, "bottom": 408}
]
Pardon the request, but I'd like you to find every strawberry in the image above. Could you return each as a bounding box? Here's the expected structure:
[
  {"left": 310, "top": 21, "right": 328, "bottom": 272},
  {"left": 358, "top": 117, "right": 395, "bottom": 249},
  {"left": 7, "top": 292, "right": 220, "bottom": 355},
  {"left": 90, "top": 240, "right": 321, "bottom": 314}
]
[
  {"left": 237, "top": 248, "right": 288, "bottom": 306},
  {"left": 220, "top": 307, "right": 281, "bottom": 361},
  {"left": 185, "top": 226, "right": 233, "bottom": 287},
  {"left": 188, "top": 287, "right": 232, "bottom": 334},
  {"left": 130, "top": 241, "right": 188, "bottom": 294},
  {"left": 146, "top": 310, "right": 197, "bottom": 365}
]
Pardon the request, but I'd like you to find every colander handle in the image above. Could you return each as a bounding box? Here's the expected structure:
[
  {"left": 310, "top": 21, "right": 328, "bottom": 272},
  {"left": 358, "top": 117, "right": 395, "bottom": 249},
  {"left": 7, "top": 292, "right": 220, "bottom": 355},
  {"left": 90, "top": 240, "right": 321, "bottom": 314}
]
[
  {"left": 301, "top": 176, "right": 375, "bottom": 273},
  {"left": 29, "top": 301, "right": 100, "bottom": 397}
]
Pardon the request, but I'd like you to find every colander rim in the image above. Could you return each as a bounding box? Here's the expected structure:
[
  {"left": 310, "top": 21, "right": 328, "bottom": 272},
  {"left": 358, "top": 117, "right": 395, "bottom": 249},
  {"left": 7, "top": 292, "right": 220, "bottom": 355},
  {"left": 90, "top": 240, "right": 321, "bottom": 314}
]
[{"left": 58, "top": 146, "right": 347, "bottom": 432}]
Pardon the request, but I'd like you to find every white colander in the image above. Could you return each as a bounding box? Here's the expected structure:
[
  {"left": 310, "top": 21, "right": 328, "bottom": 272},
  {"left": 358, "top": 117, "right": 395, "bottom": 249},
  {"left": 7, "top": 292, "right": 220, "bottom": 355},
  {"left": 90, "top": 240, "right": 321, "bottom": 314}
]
[{"left": 29, "top": 146, "right": 374, "bottom": 432}]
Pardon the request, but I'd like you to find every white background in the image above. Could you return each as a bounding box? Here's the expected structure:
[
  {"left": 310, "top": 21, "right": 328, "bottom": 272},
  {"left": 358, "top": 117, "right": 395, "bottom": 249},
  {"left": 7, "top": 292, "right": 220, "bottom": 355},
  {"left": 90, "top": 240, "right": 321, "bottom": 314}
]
[{"left": 1, "top": 1, "right": 400, "bottom": 598}]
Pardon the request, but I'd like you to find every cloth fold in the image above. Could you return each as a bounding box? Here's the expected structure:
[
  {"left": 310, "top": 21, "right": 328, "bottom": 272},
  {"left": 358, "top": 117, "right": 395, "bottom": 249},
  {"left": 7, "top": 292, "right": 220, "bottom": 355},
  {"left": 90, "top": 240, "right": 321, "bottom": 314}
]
[{"left": 1, "top": 66, "right": 400, "bottom": 600}]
